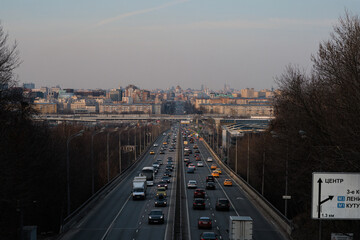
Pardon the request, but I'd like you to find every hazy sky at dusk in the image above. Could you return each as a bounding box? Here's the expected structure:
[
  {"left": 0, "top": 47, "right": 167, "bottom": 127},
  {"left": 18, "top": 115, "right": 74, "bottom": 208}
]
[{"left": 1, "top": 0, "right": 359, "bottom": 90}]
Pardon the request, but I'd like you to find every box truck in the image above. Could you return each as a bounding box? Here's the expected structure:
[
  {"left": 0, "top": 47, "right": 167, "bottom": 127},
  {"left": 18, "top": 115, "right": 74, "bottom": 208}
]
[
  {"left": 132, "top": 176, "right": 147, "bottom": 200},
  {"left": 229, "top": 216, "right": 253, "bottom": 240}
]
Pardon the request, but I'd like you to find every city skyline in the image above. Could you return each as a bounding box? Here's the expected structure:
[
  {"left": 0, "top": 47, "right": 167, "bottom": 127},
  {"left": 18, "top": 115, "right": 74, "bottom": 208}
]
[{"left": 1, "top": 0, "right": 359, "bottom": 90}]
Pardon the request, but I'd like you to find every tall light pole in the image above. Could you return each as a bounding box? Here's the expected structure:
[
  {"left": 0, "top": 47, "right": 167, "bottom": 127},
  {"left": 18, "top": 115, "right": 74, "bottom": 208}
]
[
  {"left": 107, "top": 127, "right": 120, "bottom": 183},
  {"left": 66, "top": 129, "right": 84, "bottom": 216},
  {"left": 91, "top": 128, "right": 104, "bottom": 195},
  {"left": 117, "top": 128, "right": 127, "bottom": 175},
  {"left": 235, "top": 136, "right": 238, "bottom": 174},
  {"left": 247, "top": 132, "right": 250, "bottom": 183},
  {"left": 271, "top": 131, "right": 289, "bottom": 218}
]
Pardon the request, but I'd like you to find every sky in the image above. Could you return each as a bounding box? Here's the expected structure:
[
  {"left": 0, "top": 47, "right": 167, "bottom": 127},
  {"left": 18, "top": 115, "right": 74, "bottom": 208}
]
[{"left": 1, "top": 0, "right": 359, "bottom": 91}]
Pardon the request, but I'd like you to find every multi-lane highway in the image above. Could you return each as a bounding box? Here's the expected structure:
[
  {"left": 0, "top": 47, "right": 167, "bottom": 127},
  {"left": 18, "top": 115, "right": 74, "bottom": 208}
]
[
  {"left": 181, "top": 129, "right": 286, "bottom": 240},
  {"left": 60, "top": 125, "right": 287, "bottom": 240},
  {"left": 60, "top": 128, "right": 178, "bottom": 240}
]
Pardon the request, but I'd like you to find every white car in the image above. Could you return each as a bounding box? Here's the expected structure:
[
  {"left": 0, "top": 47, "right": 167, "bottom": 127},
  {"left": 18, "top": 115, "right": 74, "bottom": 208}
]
[
  {"left": 207, "top": 157, "right": 213, "bottom": 162},
  {"left": 153, "top": 143, "right": 159, "bottom": 147},
  {"left": 187, "top": 180, "right": 197, "bottom": 188},
  {"left": 197, "top": 161, "right": 204, "bottom": 167}
]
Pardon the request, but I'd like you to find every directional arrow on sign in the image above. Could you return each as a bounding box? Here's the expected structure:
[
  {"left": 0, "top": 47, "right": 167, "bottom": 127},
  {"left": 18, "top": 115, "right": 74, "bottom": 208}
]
[{"left": 317, "top": 178, "right": 334, "bottom": 218}]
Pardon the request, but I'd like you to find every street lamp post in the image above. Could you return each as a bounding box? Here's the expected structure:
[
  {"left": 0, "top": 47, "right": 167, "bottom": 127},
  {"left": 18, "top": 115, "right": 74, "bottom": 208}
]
[
  {"left": 271, "top": 131, "right": 289, "bottom": 218},
  {"left": 247, "top": 132, "right": 250, "bottom": 183},
  {"left": 91, "top": 128, "right": 104, "bottom": 195},
  {"left": 235, "top": 136, "right": 238, "bottom": 174},
  {"left": 107, "top": 127, "right": 119, "bottom": 183},
  {"left": 66, "top": 129, "right": 84, "bottom": 216}
]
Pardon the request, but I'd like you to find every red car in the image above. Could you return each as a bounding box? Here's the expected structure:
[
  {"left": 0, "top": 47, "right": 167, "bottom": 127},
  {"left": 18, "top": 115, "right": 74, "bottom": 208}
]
[
  {"left": 200, "top": 232, "right": 218, "bottom": 240},
  {"left": 194, "top": 189, "right": 206, "bottom": 198},
  {"left": 195, "top": 155, "right": 201, "bottom": 161},
  {"left": 198, "top": 217, "right": 212, "bottom": 229}
]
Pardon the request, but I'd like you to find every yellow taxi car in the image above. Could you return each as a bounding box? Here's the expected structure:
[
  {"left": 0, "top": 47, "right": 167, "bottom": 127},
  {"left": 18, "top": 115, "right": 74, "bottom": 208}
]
[
  {"left": 211, "top": 171, "right": 220, "bottom": 178},
  {"left": 163, "top": 142, "right": 167, "bottom": 145},
  {"left": 156, "top": 187, "right": 167, "bottom": 197},
  {"left": 210, "top": 164, "right": 217, "bottom": 170},
  {"left": 150, "top": 150, "right": 155, "bottom": 155},
  {"left": 215, "top": 168, "right": 222, "bottom": 174},
  {"left": 224, "top": 179, "right": 233, "bottom": 186}
]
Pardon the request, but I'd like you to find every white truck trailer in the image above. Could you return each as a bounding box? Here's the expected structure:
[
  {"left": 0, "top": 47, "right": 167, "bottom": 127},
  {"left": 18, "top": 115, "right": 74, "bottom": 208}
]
[
  {"left": 229, "top": 216, "right": 253, "bottom": 240},
  {"left": 132, "top": 176, "right": 147, "bottom": 200}
]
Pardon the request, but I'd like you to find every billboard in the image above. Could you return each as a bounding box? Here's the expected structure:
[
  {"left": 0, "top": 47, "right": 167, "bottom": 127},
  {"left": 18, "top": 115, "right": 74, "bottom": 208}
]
[{"left": 312, "top": 172, "right": 360, "bottom": 219}]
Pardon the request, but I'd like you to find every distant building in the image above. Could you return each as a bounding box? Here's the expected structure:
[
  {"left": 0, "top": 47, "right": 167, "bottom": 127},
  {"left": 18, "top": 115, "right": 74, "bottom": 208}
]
[
  {"left": 99, "top": 103, "right": 153, "bottom": 114},
  {"left": 108, "top": 88, "right": 123, "bottom": 102},
  {"left": 23, "top": 83, "right": 35, "bottom": 89},
  {"left": 33, "top": 102, "right": 57, "bottom": 114}
]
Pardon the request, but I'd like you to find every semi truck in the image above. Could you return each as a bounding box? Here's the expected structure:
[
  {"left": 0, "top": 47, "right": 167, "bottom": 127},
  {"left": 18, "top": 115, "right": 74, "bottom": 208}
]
[
  {"left": 132, "top": 176, "right": 147, "bottom": 200},
  {"left": 229, "top": 216, "right": 253, "bottom": 240}
]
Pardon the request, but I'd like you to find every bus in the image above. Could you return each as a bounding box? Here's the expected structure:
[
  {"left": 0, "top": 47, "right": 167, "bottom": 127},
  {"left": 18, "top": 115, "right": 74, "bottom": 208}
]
[{"left": 141, "top": 167, "right": 154, "bottom": 186}]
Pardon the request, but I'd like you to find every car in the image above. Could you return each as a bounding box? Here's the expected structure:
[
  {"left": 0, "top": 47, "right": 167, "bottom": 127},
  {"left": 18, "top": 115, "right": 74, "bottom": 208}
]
[
  {"left": 184, "top": 151, "right": 189, "bottom": 156},
  {"left": 148, "top": 209, "right": 165, "bottom": 224},
  {"left": 156, "top": 159, "right": 163, "bottom": 165},
  {"left": 194, "top": 189, "right": 206, "bottom": 198},
  {"left": 215, "top": 168, "right": 222, "bottom": 174},
  {"left": 169, "top": 148, "right": 174, "bottom": 152},
  {"left": 187, "top": 180, "right": 197, "bottom": 188},
  {"left": 211, "top": 171, "right": 219, "bottom": 178},
  {"left": 193, "top": 144, "right": 198, "bottom": 149},
  {"left": 156, "top": 187, "right": 167, "bottom": 197},
  {"left": 157, "top": 180, "right": 168, "bottom": 189},
  {"left": 188, "top": 163, "right": 196, "bottom": 169},
  {"left": 150, "top": 150, "right": 155, "bottom": 155},
  {"left": 207, "top": 157, "right": 213, "bottom": 162},
  {"left": 200, "top": 232, "right": 218, "bottom": 240},
  {"left": 197, "top": 161, "right": 204, "bottom": 167},
  {"left": 195, "top": 155, "right": 201, "bottom": 161},
  {"left": 184, "top": 157, "right": 190, "bottom": 162},
  {"left": 206, "top": 175, "right": 215, "bottom": 182},
  {"left": 193, "top": 198, "right": 206, "bottom": 209},
  {"left": 187, "top": 167, "right": 195, "bottom": 173},
  {"left": 166, "top": 166, "right": 173, "bottom": 172},
  {"left": 187, "top": 149, "right": 193, "bottom": 154},
  {"left": 163, "top": 142, "right": 167, "bottom": 145},
  {"left": 159, "top": 150, "right": 165, "bottom": 154},
  {"left": 224, "top": 179, "right": 233, "bottom": 186},
  {"left": 210, "top": 164, "right": 217, "bottom": 170},
  {"left": 215, "top": 198, "right": 230, "bottom": 211},
  {"left": 164, "top": 171, "right": 172, "bottom": 177},
  {"left": 195, "top": 149, "right": 200, "bottom": 153},
  {"left": 167, "top": 157, "right": 173, "bottom": 161},
  {"left": 198, "top": 217, "right": 212, "bottom": 229},
  {"left": 152, "top": 162, "right": 160, "bottom": 169},
  {"left": 206, "top": 182, "right": 216, "bottom": 190},
  {"left": 153, "top": 143, "right": 159, "bottom": 147},
  {"left": 154, "top": 194, "right": 167, "bottom": 207},
  {"left": 161, "top": 176, "right": 171, "bottom": 183}
]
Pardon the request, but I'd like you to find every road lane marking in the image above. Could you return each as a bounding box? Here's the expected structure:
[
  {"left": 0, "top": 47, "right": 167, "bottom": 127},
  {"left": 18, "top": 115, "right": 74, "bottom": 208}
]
[
  {"left": 199, "top": 142, "right": 240, "bottom": 216},
  {"left": 100, "top": 194, "right": 131, "bottom": 240}
]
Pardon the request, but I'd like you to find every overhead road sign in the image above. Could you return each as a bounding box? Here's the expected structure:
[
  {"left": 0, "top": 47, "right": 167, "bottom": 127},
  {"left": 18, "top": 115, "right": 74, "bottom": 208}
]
[{"left": 312, "top": 172, "right": 360, "bottom": 220}]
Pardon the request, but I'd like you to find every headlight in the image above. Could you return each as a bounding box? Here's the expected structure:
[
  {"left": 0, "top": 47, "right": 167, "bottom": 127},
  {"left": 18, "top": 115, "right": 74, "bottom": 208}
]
[
  {"left": 164, "top": 202, "right": 167, "bottom": 204},
  {"left": 160, "top": 215, "right": 163, "bottom": 219},
  {"left": 149, "top": 216, "right": 152, "bottom": 219},
  {"left": 155, "top": 201, "right": 158, "bottom": 204}
]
